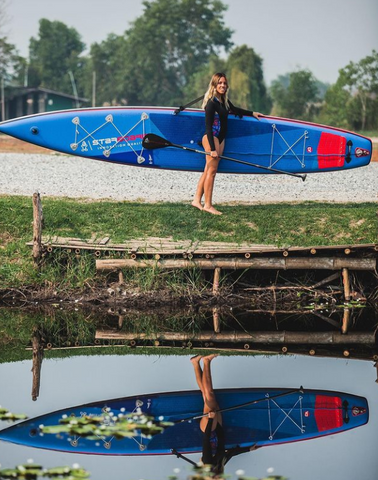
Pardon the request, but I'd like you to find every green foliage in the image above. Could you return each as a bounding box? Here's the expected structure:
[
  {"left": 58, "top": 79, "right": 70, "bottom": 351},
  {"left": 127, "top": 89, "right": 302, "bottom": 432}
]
[
  {"left": 42, "top": 411, "right": 173, "bottom": 440},
  {"left": 28, "top": 19, "right": 86, "bottom": 96},
  {"left": 0, "top": 462, "right": 89, "bottom": 479},
  {"left": 0, "top": 0, "right": 25, "bottom": 89},
  {"left": 270, "top": 69, "right": 319, "bottom": 120},
  {"left": 0, "top": 407, "right": 27, "bottom": 421},
  {"left": 338, "top": 50, "right": 378, "bottom": 130},
  {"left": 226, "top": 45, "right": 272, "bottom": 113},
  {"left": 183, "top": 55, "right": 227, "bottom": 102},
  {"left": 0, "top": 37, "right": 25, "bottom": 84},
  {"left": 116, "top": 0, "right": 233, "bottom": 105},
  {"left": 319, "top": 50, "right": 378, "bottom": 131},
  {"left": 84, "top": 34, "right": 126, "bottom": 106},
  {"left": 317, "top": 79, "right": 352, "bottom": 129}
]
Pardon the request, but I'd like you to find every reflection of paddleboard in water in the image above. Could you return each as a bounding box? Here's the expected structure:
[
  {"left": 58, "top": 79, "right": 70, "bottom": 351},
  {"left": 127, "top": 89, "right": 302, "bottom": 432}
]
[
  {"left": 0, "top": 107, "right": 372, "bottom": 174},
  {"left": 0, "top": 388, "right": 368, "bottom": 455}
]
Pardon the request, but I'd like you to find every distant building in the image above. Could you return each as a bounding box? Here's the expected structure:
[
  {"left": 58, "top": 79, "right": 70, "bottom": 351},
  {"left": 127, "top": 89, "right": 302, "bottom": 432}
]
[{"left": 1, "top": 87, "right": 89, "bottom": 121}]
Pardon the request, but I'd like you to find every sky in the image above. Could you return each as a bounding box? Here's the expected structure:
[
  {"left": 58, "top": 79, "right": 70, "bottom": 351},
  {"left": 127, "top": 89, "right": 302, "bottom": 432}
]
[{"left": 3, "top": 0, "right": 378, "bottom": 86}]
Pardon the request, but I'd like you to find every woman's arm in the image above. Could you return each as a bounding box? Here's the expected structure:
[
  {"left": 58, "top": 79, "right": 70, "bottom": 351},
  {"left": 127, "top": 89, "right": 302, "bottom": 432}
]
[
  {"left": 224, "top": 444, "right": 259, "bottom": 465},
  {"left": 229, "top": 101, "right": 264, "bottom": 120},
  {"left": 205, "top": 100, "right": 217, "bottom": 152}
]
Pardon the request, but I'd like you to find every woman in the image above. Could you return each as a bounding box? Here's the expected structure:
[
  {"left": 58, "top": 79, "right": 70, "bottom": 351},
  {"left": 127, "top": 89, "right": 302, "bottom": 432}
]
[
  {"left": 190, "top": 354, "right": 257, "bottom": 475},
  {"left": 192, "top": 73, "right": 264, "bottom": 215}
]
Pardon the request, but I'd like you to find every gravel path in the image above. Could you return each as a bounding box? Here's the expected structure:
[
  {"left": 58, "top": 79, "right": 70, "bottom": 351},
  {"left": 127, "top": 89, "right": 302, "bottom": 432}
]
[{"left": 0, "top": 152, "right": 377, "bottom": 203}]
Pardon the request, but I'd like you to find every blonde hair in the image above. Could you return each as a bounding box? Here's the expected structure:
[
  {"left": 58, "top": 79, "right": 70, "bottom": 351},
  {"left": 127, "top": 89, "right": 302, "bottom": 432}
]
[{"left": 202, "top": 72, "right": 230, "bottom": 110}]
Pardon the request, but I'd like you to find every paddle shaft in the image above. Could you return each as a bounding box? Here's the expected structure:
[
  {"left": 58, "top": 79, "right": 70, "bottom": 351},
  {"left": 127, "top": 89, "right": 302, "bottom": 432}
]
[
  {"left": 168, "top": 141, "right": 307, "bottom": 180},
  {"left": 177, "top": 386, "right": 304, "bottom": 424}
]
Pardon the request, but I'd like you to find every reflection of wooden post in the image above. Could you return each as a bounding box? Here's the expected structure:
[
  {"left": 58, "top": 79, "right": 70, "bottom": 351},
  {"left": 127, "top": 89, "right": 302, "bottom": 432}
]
[
  {"left": 32, "top": 192, "right": 43, "bottom": 266},
  {"left": 341, "top": 308, "right": 351, "bottom": 334},
  {"left": 213, "top": 267, "right": 221, "bottom": 294},
  {"left": 342, "top": 268, "right": 350, "bottom": 301},
  {"left": 31, "top": 328, "right": 44, "bottom": 401},
  {"left": 213, "top": 307, "right": 221, "bottom": 333}
]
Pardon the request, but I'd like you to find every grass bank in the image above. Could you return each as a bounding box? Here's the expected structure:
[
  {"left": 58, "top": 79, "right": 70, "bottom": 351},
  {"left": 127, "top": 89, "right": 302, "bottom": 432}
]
[{"left": 0, "top": 196, "right": 377, "bottom": 290}]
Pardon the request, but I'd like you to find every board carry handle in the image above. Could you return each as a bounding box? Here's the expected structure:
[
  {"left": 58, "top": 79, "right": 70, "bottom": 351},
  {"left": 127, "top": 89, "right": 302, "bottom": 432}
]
[
  {"left": 142, "top": 133, "right": 307, "bottom": 181},
  {"left": 173, "top": 95, "right": 204, "bottom": 115}
]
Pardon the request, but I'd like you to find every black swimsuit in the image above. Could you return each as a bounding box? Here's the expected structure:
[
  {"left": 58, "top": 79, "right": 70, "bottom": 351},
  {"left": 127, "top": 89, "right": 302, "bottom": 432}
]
[
  {"left": 202, "top": 418, "right": 253, "bottom": 472},
  {"left": 205, "top": 97, "right": 253, "bottom": 151}
]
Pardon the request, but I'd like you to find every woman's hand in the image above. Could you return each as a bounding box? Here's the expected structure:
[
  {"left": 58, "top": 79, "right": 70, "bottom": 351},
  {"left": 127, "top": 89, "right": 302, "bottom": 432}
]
[
  {"left": 253, "top": 112, "right": 264, "bottom": 120},
  {"left": 208, "top": 411, "right": 216, "bottom": 418},
  {"left": 210, "top": 150, "right": 219, "bottom": 158}
]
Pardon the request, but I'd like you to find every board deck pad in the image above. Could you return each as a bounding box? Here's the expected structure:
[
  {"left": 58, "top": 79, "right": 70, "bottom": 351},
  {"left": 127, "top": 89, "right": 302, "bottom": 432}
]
[
  {"left": 0, "top": 107, "right": 372, "bottom": 174},
  {"left": 0, "top": 388, "right": 368, "bottom": 456}
]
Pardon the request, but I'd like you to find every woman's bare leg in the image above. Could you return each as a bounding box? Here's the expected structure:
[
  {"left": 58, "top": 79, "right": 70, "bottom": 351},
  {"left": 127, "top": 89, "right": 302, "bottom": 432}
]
[
  {"left": 201, "top": 354, "right": 219, "bottom": 406},
  {"left": 199, "top": 354, "right": 222, "bottom": 432},
  {"left": 190, "top": 355, "right": 204, "bottom": 395},
  {"left": 192, "top": 136, "right": 224, "bottom": 215},
  {"left": 192, "top": 169, "right": 207, "bottom": 210}
]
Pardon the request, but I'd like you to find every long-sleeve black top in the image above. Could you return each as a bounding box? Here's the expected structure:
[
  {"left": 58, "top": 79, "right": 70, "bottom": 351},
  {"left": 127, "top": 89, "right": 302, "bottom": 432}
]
[{"left": 205, "top": 97, "right": 253, "bottom": 151}]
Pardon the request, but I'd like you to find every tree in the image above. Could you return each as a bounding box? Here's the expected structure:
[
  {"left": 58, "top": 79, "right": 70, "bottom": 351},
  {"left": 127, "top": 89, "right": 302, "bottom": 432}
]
[
  {"left": 182, "top": 54, "right": 227, "bottom": 103},
  {"left": 0, "top": 0, "right": 25, "bottom": 84},
  {"left": 28, "top": 19, "right": 86, "bottom": 96},
  {"left": 317, "top": 80, "right": 351, "bottom": 129},
  {"left": 270, "top": 69, "right": 319, "bottom": 120},
  {"left": 338, "top": 50, "right": 378, "bottom": 131},
  {"left": 83, "top": 34, "right": 127, "bottom": 106},
  {"left": 118, "top": 0, "right": 233, "bottom": 105},
  {"left": 226, "top": 45, "right": 271, "bottom": 113}
]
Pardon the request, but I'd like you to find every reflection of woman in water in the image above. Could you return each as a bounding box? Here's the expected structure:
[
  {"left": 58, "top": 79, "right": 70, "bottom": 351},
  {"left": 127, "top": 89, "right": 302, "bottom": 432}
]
[{"left": 190, "top": 354, "right": 257, "bottom": 475}]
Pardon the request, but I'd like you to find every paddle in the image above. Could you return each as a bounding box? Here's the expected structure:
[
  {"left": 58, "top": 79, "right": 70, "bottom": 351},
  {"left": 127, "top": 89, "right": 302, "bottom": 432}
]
[
  {"left": 142, "top": 133, "right": 307, "bottom": 181},
  {"left": 174, "top": 386, "right": 304, "bottom": 424}
]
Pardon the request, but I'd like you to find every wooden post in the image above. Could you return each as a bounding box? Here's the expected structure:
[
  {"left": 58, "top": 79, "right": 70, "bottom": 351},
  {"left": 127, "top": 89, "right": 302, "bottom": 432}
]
[
  {"left": 31, "top": 328, "right": 44, "bottom": 401},
  {"left": 342, "top": 267, "right": 351, "bottom": 301},
  {"left": 375, "top": 362, "right": 378, "bottom": 384},
  {"left": 341, "top": 308, "right": 351, "bottom": 334},
  {"left": 32, "top": 192, "right": 43, "bottom": 266},
  {"left": 213, "top": 267, "right": 221, "bottom": 294},
  {"left": 213, "top": 307, "right": 221, "bottom": 333}
]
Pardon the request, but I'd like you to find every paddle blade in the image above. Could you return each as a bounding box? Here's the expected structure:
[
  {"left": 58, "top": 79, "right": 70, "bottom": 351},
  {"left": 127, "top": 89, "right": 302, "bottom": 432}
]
[{"left": 142, "top": 133, "right": 172, "bottom": 150}]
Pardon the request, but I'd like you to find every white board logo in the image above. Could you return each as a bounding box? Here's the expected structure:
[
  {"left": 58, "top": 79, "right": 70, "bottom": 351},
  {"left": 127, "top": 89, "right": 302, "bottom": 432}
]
[{"left": 355, "top": 148, "right": 370, "bottom": 158}]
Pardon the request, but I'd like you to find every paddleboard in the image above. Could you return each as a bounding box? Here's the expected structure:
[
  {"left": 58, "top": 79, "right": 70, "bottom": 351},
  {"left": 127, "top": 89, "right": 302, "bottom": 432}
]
[
  {"left": 0, "top": 107, "right": 372, "bottom": 174},
  {"left": 0, "top": 388, "right": 368, "bottom": 455}
]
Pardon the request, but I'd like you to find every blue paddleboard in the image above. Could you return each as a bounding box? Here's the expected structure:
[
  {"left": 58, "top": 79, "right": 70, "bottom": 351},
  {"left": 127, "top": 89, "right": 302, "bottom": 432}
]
[
  {"left": 0, "top": 388, "right": 368, "bottom": 455},
  {"left": 0, "top": 107, "right": 372, "bottom": 174}
]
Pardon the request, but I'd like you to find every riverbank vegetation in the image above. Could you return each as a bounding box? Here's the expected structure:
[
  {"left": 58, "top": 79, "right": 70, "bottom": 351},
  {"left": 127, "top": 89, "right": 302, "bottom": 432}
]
[{"left": 0, "top": 196, "right": 376, "bottom": 292}]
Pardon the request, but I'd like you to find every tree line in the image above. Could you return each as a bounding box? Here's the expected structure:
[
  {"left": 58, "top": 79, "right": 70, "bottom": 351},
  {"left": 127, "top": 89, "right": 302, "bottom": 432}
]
[{"left": 1, "top": 0, "right": 377, "bottom": 131}]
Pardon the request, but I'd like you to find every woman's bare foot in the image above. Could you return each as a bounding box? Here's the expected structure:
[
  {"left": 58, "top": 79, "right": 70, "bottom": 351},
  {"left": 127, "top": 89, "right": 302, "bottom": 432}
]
[
  {"left": 203, "top": 206, "right": 222, "bottom": 216},
  {"left": 203, "top": 354, "right": 218, "bottom": 362},
  {"left": 191, "top": 200, "right": 203, "bottom": 211},
  {"left": 190, "top": 355, "right": 203, "bottom": 364}
]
